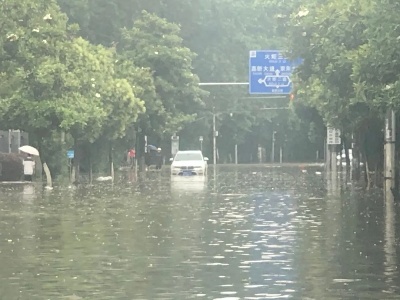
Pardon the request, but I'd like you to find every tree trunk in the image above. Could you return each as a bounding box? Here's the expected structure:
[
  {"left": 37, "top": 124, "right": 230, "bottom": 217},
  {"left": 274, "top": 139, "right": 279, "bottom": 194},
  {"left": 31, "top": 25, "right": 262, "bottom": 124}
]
[
  {"left": 352, "top": 133, "right": 361, "bottom": 181},
  {"left": 136, "top": 131, "right": 146, "bottom": 172},
  {"left": 365, "top": 158, "right": 372, "bottom": 190},
  {"left": 43, "top": 162, "right": 52, "bottom": 188},
  {"left": 72, "top": 137, "right": 80, "bottom": 183},
  {"left": 89, "top": 147, "right": 93, "bottom": 185},
  {"left": 109, "top": 143, "right": 114, "bottom": 182},
  {"left": 342, "top": 135, "right": 350, "bottom": 166},
  {"left": 36, "top": 137, "right": 45, "bottom": 181}
]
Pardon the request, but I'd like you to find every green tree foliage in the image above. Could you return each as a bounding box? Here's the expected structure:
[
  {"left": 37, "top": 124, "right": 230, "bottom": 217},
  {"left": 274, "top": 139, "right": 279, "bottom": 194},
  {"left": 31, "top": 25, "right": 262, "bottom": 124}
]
[
  {"left": 10, "top": 0, "right": 400, "bottom": 179},
  {"left": 282, "top": 0, "right": 400, "bottom": 185},
  {"left": 0, "top": 0, "right": 70, "bottom": 134},
  {"left": 351, "top": 0, "right": 400, "bottom": 110},
  {"left": 0, "top": 0, "right": 145, "bottom": 178},
  {"left": 286, "top": 0, "right": 372, "bottom": 127},
  {"left": 120, "top": 11, "right": 205, "bottom": 137}
]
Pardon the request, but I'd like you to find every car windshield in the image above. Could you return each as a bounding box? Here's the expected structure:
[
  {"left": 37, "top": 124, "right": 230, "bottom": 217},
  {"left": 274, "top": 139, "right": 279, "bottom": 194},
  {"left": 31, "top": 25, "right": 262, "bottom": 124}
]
[{"left": 174, "top": 152, "right": 203, "bottom": 161}]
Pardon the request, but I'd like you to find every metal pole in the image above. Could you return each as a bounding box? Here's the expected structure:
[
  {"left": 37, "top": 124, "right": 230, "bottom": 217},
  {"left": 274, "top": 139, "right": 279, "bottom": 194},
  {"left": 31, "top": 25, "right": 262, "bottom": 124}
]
[
  {"left": 8, "top": 129, "right": 11, "bottom": 153},
  {"left": 69, "top": 158, "right": 72, "bottom": 183},
  {"left": 199, "top": 82, "right": 249, "bottom": 86},
  {"left": 325, "top": 138, "right": 330, "bottom": 172},
  {"left": 391, "top": 110, "right": 396, "bottom": 192},
  {"left": 135, "top": 157, "right": 138, "bottom": 178},
  {"left": 329, "top": 144, "right": 339, "bottom": 195},
  {"left": 17, "top": 130, "right": 20, "bottom": 150},
  {"left": 213, "top": 110, "right": 217, "bottom": 165},
  {"left": 331, "top": 145, "right": 337, "bottom": 175},
  {"left": 271, "top": 132, "right": 276, "bottom": 163},
  {"left": 280, "top": 147, "right": 283, "bottom": 164},
  {"left": 235, "top": 144, "right": 238, "bottom": 164}
]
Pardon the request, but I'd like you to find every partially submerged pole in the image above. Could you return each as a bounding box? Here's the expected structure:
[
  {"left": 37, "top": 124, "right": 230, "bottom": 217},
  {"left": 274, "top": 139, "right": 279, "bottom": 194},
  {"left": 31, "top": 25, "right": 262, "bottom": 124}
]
[
  {"left": 213, "top": 109, "right": 217, "bottom": 165},
  {"left": 384, "top": 109, "right": 396, "bottom": 200},
  {"left": 43, "top": 162, "right": 52, "bottom": 188},
  {"left": 234, "top": 144, "right": 238, "bottom": 164}
]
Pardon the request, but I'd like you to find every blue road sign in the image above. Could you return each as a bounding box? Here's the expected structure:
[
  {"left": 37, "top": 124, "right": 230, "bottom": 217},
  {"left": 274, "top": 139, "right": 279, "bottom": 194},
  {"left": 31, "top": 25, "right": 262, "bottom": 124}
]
[
  {"left": 67, "top": 149, "right": 74, "bottom": 159},
  {"left": 249, "top": 50, "right": 297, "bottom": 95}
]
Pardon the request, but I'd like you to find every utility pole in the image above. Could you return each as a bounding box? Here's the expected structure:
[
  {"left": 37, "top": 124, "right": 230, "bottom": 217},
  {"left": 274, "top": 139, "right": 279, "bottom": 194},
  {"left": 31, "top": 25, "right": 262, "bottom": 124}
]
[
  {"left": 235, "top": 144, "right": 238, "bottom": 164},
  {"left": 384, "top": 109, "right": 396, "bottom": 201},
  {"left": 199, "top": 136, "right": 203, "bottom": 152},
  {"left": 16, "top": 130, "right": 20, "bottom": 151},
  {"left": 271, "top": 131, "right": 276, "bottom": 163},
  {"left": 8, "top": 129, "right": 11, "bottom": 153},
  {"left": 213, "top": 108, "right": 217, "bottom": 165}
]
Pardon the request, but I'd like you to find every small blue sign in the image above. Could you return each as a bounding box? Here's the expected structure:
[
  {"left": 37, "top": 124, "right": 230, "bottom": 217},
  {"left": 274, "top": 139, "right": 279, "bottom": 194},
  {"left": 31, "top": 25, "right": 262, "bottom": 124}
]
[
  {"left": 67, "top": 150, "right": 74, "bottom": 159},
  {"left": 249, "top": 50, "right": 299, "bottom": 95}
]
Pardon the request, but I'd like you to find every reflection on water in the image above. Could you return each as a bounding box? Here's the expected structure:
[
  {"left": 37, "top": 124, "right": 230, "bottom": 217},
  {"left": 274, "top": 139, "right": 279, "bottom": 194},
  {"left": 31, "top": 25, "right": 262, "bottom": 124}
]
[
  {"left": 384, "top": 197, "right": 396, "bottom": 293},
  {"left": 170, "top": 175, "right": 207, "bottom": 193},
  {"left": 0, "top": 165, "right": 399, "bottom": 299},
  {"left": 22, "top": 184, "right": 36, "bottom": 202}
]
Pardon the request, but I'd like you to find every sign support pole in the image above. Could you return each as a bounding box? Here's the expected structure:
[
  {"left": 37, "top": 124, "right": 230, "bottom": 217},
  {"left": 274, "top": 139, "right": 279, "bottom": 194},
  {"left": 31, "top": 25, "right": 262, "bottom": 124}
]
[
  {"left": 69, "top": 158, "right": 72, "bottom": 184},
  {"left": 326, "top": 127, "right": 341, "bottom": 173},
  {"left": 67, "top": 149, "right": 75, "bottom": 184},
  {"left": 331, "top": 145, "right": 337, "bottom": 175},
  {"left": 326, "top": 140, "right": 331, "bottom": 172}
]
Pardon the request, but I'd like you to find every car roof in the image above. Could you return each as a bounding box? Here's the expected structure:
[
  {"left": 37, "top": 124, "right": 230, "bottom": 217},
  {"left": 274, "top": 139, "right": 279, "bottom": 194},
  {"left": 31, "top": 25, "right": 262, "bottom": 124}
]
[{"left": 176, "top": 150, "right": 202, "bottom": 154}]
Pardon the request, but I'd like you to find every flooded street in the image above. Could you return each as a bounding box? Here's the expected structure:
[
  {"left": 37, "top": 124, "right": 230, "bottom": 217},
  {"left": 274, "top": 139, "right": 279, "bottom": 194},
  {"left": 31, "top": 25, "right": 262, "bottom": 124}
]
[{"left": 0, "top": 166, "right": 399, "bottom": 299}]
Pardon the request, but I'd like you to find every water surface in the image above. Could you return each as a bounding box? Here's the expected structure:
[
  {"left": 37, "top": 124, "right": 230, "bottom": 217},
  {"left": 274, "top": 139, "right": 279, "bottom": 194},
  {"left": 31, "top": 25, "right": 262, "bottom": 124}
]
[{"left": 0, "top": 166, "right": 399, "bottom": 299}]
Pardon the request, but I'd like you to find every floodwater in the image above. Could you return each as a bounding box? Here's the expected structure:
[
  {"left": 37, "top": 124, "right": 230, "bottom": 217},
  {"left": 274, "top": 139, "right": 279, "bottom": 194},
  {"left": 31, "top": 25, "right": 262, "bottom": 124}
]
[{"left": 0, "top": 165, "right": 399, "bottom": 299}]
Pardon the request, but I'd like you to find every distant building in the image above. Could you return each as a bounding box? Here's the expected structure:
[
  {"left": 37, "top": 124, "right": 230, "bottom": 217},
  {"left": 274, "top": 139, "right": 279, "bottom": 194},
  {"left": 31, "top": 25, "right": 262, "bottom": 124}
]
[{"left": 0, "top": 130, "right": 29, "bottom": 153}]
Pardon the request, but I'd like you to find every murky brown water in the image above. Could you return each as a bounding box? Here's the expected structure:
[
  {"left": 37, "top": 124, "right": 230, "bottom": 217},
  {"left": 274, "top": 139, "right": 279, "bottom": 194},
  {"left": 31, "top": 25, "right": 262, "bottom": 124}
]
[{"left": 0, "top": 165, "right": 399, "bottom": 299}]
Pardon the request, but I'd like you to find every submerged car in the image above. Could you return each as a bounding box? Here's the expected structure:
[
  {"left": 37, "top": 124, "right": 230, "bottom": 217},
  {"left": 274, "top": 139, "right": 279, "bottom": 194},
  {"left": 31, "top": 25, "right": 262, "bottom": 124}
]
[{"left": 170, "top": 150, "right": 208, "bottom": 176}]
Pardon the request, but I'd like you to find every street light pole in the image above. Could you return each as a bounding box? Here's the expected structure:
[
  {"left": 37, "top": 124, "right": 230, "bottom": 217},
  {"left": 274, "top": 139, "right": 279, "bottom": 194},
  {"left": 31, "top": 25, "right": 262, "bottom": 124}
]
[
  {"left": 271, "top": 131, "right": 276, "bottom": 163},
  {"left": 199, "top": 136, "right": 203, "bottom": 152},
  {"left": 213, "top": 109, "right": 217, "bottom": 165},
  {"left": 235, "top": 144, "right": 238, "bottom": 164}
]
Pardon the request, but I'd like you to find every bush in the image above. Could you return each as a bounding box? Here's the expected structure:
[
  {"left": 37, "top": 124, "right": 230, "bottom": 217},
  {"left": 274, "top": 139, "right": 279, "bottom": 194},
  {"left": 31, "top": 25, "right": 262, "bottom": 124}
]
[{"left": 0, "top": 153, "right": 23, "bottom": 181}]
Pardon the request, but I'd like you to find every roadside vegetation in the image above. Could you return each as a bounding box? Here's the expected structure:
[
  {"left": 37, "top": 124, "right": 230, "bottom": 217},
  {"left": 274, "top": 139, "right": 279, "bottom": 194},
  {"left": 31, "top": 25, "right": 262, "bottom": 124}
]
[{"left": 0, "top": 0, "right": 398, "bottom": 189}]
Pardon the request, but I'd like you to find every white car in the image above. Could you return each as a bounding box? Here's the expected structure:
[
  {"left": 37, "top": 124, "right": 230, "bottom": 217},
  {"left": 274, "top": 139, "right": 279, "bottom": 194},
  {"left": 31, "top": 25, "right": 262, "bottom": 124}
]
[{"left": 170, "top": 150, "right": 208, "bottom": 176}]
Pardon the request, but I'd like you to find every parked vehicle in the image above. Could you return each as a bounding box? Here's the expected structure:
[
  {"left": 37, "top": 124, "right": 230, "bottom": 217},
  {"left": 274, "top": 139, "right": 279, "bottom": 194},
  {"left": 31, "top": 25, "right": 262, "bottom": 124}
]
[
  {"left": 145, "top": 145, "right": 163, "bottom": 169},
  {"left": 170, "top": 150, "right": 208, "bottom": 176}
]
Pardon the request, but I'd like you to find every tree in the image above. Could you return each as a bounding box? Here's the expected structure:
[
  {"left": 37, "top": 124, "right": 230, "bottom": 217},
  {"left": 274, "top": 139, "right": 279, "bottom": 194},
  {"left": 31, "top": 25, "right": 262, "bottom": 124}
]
[
  {"left": 0, "top": 0, "right": 83, "bottom": 162},
  {"left": 120, "top": 11, "right": 206, "bottom": 145},
  {"left": 0, "top": 0, "right": 146, "bottom": 181}
]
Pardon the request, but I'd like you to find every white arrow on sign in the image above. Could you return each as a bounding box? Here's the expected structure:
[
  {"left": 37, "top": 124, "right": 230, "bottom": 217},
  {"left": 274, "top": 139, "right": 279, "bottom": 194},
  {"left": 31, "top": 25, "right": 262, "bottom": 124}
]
[{"left": 258, "top": 75, "right": 291, "bottom": 88}]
